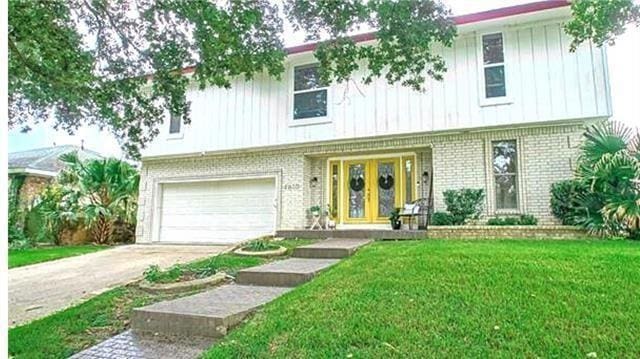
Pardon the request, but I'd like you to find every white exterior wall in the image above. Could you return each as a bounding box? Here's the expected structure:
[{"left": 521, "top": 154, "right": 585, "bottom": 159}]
[{"left": 143, "top": 19, "right": 610, "bottom": 159}]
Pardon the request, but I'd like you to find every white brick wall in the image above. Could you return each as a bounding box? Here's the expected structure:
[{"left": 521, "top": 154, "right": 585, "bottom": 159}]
[{"left": 136, "top": 122, "right": 587, "bottom": 242}]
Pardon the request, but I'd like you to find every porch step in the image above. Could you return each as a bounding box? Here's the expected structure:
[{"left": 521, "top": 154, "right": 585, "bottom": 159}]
[
  {"left": 235, "top": 258, "right": 339, "bottom": 287},
  {"left": 292, "top": 238, "right": 372, "bottom": 259},
  {"left": 276, "top": 229, "right": 427, "bottom": 240},
  {"left": 132, "top": 284, "right": 291, "bottom": 338}
]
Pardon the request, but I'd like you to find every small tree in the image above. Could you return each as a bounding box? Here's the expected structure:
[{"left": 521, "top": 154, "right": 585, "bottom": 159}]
[{"left": 58, "top": 153, "right": 139, "bottom": 244}]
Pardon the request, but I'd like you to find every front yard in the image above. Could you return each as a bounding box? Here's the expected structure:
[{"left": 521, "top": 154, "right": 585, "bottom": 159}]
[
  {"left": 9, "top": 245, "right": 108, "bottom": 268},
  {"left": 8, "top": 239, "right": 315, "bottom": 358},
  {"left": 207, "top": 239, "right": 640, "bottom": 357},
  {"left": 8, "top": 239, "right": 640, "bottom": 358}
]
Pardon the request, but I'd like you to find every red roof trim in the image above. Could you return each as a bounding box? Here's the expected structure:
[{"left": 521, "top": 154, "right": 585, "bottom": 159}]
[
  {"left": 286, "top": 1, "right": 569, "bottom": 55},
  {"left": 182, "top": 1, "right": 569, "bottom": 74}
]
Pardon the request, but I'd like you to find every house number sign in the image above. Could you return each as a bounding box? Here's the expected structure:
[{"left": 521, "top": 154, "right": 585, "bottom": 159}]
[{"left": 284, "top": 183, "right": 301, "bottom": 190}]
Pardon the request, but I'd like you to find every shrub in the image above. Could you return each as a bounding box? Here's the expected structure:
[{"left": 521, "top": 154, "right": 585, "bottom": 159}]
[
  {"left": 8, "top": 175, "right": 27, "bottom": 245},
  {"left": 550, "top": 180, "right": 587, "bottom": 225},
  {"left": 559, "top": 121, "right": 640, "bottom": 239},
  {"left": 443, "top": 189, "right": 485, "bottom": 225},
  {"left": 143, "top": 264, "right": 183, "bottom": 283},
  {"left": 431, "top": 211, "right": 456, "bottom": 225},
  {"left": 243, "top": 239, "right": 280, "bottom": 252},
  {"left": 518, "top": 214, "right": 538, "bottom": 225},
  {"left": 486, "top": 215, "right": 537, "bottom": 226}
]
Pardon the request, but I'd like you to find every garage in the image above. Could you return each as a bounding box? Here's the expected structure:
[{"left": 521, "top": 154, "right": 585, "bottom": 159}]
[{"left": 157, "top": 177, "right": 277, "bottom": 244}]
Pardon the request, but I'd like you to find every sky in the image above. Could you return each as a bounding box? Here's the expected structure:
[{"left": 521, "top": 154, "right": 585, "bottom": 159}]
[{"left": 8, "top": 0, "right": 640, "bottom": 158}]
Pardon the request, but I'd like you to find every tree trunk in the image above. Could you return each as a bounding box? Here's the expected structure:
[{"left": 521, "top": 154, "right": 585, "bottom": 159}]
[{"left": 92, "top": 215, "right": 114, "bottom": 244}]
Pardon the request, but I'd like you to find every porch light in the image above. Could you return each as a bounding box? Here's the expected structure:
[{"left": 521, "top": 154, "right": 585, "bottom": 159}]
[
  {"left": 310, "top": 176, "right": 319, "bottom": 188},
  {"left": 422, "top": 171, "right": 429, "bottom": 184}
]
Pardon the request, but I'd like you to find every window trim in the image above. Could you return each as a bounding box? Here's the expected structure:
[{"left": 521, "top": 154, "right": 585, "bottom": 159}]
[
  {"left": 490, "top": 139, "right": 521, "bottom": 213},
  {"left": 477, "top": 31, "right": 512, "bottom": 107},
  {"left": 289, "top": 62, "right": 331, "bottom": 127},
  {"left": 167, "top": 112, "right": 184, "bottom": 140}
]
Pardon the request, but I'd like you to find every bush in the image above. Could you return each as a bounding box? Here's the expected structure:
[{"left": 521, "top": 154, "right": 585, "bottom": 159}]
[
  {"left": 431, "top": 211, "right": 456, "bottom": 225},
  {"left": 243, "top": 239, "right": 280, "bottom": 252},
  {"left": 443, "top": 189, "right": 485, "bottom": 225},
  {"left": 487, "top": 215, "right": 538, "bottom": 226},
  {"left": 550, "top": 180, "right": 587, "bottom": 225},
  {"left": 143, "top": 264, "right": 184, "bottom": 283},
  {"left": 518, "top": 214, "right": 538, "bottom": 225},
  {"left": 8, "top": 226, "right": 31, "bottom": 249}
]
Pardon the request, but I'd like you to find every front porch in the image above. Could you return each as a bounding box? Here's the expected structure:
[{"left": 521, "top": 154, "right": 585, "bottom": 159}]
[{"left": 306, "top": 147, "right": 433, "bottom": 229}]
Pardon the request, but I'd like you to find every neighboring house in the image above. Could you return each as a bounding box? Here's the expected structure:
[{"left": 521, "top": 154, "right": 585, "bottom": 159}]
[
  {"left": 8, "top": 145, "right": 103, "bottom": 207},
  {"left": 136, "top": 1, "right": 611, "bottom": 245}
]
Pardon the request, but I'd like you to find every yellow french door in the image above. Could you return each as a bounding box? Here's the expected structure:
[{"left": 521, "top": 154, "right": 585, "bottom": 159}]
[{"left": 342, "top": 158, "right": 402, "bottom": 224}]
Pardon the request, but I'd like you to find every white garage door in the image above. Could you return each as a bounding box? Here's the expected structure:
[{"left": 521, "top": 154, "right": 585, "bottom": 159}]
[{"left": 158, "top": 178, "right": 276, "bottom": 244}]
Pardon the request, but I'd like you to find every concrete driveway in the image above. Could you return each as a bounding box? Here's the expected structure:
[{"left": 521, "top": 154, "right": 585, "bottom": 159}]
[{"left": 9, "top": 244, "right": 230, "bottom": 327}]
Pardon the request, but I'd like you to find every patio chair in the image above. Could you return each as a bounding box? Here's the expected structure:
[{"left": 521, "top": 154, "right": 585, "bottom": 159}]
[{"left": 398, "top": 198, "right": 431, "bottom": 230}]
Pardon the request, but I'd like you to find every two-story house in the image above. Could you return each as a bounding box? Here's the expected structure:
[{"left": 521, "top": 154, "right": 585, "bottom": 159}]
[{"left": 135, "top": 1, "right": 611, "bottom": 245}]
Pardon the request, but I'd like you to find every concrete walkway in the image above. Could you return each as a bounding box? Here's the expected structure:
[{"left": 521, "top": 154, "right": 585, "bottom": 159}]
[
  {"left": 9, "top": 244, "right": 229, "bottom": 326},
  {"left": 74, "top": 238, "right": 371, "bottom": 358}
]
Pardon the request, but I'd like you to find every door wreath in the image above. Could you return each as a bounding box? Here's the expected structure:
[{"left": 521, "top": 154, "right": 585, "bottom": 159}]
[
  {"left": 378, "top": 174, "right": 394, "bottom": 190},
  {"left": 349, "top": 176, "right": 365, "bottom": 192}
]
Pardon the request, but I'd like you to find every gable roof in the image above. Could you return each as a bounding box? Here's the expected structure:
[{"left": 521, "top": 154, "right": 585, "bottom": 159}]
[{"left": 8, "top": 145, "right": 104, "bottom": 177}]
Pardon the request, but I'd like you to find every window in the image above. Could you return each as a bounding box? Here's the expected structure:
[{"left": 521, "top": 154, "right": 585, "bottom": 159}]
[
  {"left": 169, "top": 113, "right": 181, "bottom": 134},
  {"left": 329, "top": 161, "right": 340, "bottom": 220},
  {"left": 492, "top": 140, "right": 518, "bottom": 210},
  {"left": 481, "top": 33, "right": 506, "bottom": 99},
  {"left": 293, "top": 64, "right": 328, "bottom": 121},
  {"left": 403, "top": 156, "right": 414, "bottom": 205}
]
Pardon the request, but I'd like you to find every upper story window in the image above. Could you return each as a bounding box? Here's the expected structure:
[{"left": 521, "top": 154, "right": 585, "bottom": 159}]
[
  {"left": 168, "top": 113, "right": 182, "bottom": 138},
  {"left": 482, "top": 33, "right": 506, "bottom": 99},
  {"left": 492, "top": 140, "right": 518, "bottom": 210},
  {"left": 169, "top": 113, "right": 181, "bottom": 134},
  {"left": 293, "top": 64, "right": 328, "bottom": 120}
]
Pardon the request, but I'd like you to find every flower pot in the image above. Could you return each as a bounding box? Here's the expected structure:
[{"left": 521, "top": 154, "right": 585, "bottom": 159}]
[
  {"left": 328, "top": 219, "right": 337, "bottom": 230},
  {"left": 390, "top": 220, "right": 402, "bottom": 230}
]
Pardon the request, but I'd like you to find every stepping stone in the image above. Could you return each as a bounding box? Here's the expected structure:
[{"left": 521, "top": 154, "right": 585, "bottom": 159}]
[
  {"left": 132, "top": 284, "right": 290, "bottom": 338},
  {"left": 292, "top": 238, "right": 372, "bottom": 259},
  {"left": 236, "top": 258, "right": 339, "bottom": 287}
]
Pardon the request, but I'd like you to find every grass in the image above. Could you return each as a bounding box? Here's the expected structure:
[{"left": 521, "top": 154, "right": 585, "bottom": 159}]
[
  {"left": 143, "top": 238, "right": 317, "bottom": 283},
  {"left": 143, "top": 254, "right": 266, "bottom": 283},
  {"left": 9, "top": 245, "right": 108, "bottom": 268},
  {"left": 206, "top": 239, "right": 640, "bottom": 358},
  {"left": 8, "top": 238, "right": 316, "bottom": 358},
  {"left": 7, "top": 285, "right": 201, "bottom": 359}
]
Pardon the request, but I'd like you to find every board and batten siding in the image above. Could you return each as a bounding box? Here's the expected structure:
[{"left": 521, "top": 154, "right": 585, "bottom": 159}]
[{"left": 143, "top": 21, "right": 611, "bottom": 158}]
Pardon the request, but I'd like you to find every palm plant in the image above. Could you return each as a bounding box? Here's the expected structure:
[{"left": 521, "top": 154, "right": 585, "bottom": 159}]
[
  {"left": 58, "top": 152, "right": 139, "bottom": 244},
  {"left": 574, "top": 121, "right": 640, "bottom": 239}
]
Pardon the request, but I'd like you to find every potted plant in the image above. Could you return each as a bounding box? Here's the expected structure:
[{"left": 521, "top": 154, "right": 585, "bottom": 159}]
[
  {"left": 389, "top": 208, "right": 402, "bottom": 230},
  {"left": 309, "top": 205, "right": 321, "bottom": 217},
  {"left": 327, "top": 205, "right": 338, "bottom": 229}
]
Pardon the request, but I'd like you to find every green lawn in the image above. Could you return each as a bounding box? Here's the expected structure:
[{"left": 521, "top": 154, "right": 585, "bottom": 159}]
[
  {"left": 9, "top": 245, "right": 108, "bottom": 268},
  {"left": 206, "top": 239, "right": 640, "bottom": 358}
]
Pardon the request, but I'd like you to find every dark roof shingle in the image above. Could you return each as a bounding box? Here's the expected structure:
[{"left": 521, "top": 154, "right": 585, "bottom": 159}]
[{"left": 8, "top": 145, "right": 104, "bottom": 175}]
